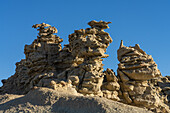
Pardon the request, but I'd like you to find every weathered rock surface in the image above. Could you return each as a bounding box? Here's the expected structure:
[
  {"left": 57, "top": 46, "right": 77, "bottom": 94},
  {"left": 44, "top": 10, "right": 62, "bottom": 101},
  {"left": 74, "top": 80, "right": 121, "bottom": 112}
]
[
  {"left": 0, "top": 59, "right": 29, "bottom": 94},
  {"left": 102, "top": 68, "right": 120, "bottom": 101},
  {"left": 117, "top": 40, "right": 161, "bottom": 80},
  {"left": 117, "top": 40, "right": 170, "bottom": 113},
  {"left": 0, "top": 21, "right": 118, "bottom": 97},
  {"left": 0, "top": 23, "right": 74, "bottom": 94},
  {"left": 0, "top": 21, "right": 169, "bottom": 113},
  {"left": 150, "top": 76, "right": 170, "bottom": 107},
  {"left": 64, "top": 20, "right": 113, "bottom": 96},
  {"left": 0, "top": 87, "right": 153, "bottom": 113}
]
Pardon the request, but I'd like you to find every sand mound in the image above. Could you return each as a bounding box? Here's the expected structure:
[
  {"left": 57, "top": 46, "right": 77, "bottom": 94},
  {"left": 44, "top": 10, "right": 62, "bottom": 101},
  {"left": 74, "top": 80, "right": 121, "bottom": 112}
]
[{"left": 0, "top": 87, "right": 152, "bottom": 113}]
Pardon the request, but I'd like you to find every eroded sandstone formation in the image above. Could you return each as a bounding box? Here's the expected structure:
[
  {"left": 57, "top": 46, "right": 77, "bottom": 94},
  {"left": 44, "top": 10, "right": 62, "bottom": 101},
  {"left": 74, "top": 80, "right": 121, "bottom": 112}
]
[
  {"left": 0, "top": 21, "right": 170, "bottom": 113},
  {"left": 117, "top": 40, "right": 170, "bottom": 112},
  {"left": 25, "top": 23, "right": 63, "bottom": 75},
  {"left": 0, "top": 21, "right": 118, "bottom": 97},
  {"left": 0, "top": 59, "right": 29, "bottom": 94},
  {"left": 102, "top": 68, "right": 120, "bottom": 101},
  {"left": 150, "top": 76, "right": 170, "bottom": 107},
  {"left": 0, "top": 23, "right": 70, "bottom": 94},
  {"left": 48, "top": 21, "right": 120, "bottom": 99},
  {"left": 67, "top": 21, "right": 113, "bottom": 96}
]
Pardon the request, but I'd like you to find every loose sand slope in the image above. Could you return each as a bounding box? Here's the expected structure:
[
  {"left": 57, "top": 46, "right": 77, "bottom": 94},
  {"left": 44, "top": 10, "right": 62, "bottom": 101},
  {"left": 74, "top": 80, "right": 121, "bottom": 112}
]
[{"left": 0, "top": 87, "right": 153, "bottom": 113}]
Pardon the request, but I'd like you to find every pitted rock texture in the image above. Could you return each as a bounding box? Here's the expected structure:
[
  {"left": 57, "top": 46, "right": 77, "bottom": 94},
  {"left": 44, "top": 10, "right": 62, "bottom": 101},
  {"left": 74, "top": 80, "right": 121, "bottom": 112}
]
[
  {"left": 0, "top": 21, "right": 170, "bottom": 113},
  {"left": 51, "top": 21, "right": 116, "bottom": 97},
  {"left": 0, "top": 23, "right": 73, "bottom": 94},
  {"left": 64, "top": 20, "right": 113, "bottom": 96},
  {"left": 0, "top": 21, "right": 117, "bottom": 97},
  {"left": 150, "top": 76, "right": 170, "bottom": 107},
  {"left": 102, "top": 68, "right": 120, "bottom": 101},
  {"left": 117, "top": 40, "right": 161, "bottom": 81},
  {"left": 117, "top": 40, "right": 170, "bottom": 113},
  {"left": 25, "top": 23, "right": 63, "bottom": 75},
  {"left": 0, "top": 60, "right": 29, "bottom": 94}
]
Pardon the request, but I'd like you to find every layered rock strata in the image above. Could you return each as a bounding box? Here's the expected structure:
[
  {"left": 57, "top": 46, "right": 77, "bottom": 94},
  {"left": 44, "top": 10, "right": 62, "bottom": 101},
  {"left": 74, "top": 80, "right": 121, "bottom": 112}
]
[
  {"left": 25, "top": 23, "right": 63, "bottom": 75},
  {"left": 117, "top": 40, "right": 169, "bottom": 112},
  {"left": 0, "top": 23, "right": 72, "bottom": 94},
  {"left": 58, "top": 21, "right": 114, "bottom": 96},
  {"left": 1, "top": 21, "right": 118, "bottom": 97},
  {"left": 1, "top": 21, "right": 170, "bottom": 113}
]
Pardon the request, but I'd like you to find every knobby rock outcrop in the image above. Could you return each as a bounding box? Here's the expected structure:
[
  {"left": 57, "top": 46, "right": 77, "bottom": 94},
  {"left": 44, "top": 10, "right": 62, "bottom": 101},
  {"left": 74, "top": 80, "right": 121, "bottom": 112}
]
[
  {"left": 117, "top": 40, "right": 170, "bottom": 112},
  {"left": 0, "top": 21, "right": 169, "bottom": 113}
]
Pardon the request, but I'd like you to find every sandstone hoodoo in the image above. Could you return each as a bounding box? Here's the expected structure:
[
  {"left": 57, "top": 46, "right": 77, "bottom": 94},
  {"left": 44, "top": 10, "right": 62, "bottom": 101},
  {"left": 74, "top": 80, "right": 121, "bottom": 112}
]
[
  {"left": 67, "top": 20, "right": 113, "bottom": 96},
  {"left": 117, "top": 40, "right": 170, "bottom": 112},
  {"left": 0, "top": 23, "right": 65, "bottom": 94},
  {"left": 0, "top": 21, "right": 170, "bottom": 113}
]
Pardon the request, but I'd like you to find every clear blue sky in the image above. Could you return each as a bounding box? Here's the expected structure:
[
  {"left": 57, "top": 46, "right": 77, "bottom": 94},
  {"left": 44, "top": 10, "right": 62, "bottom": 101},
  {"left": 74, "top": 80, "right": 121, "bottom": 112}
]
[{"left": 1, "top": 0, "right": 170, "bottom": 86}]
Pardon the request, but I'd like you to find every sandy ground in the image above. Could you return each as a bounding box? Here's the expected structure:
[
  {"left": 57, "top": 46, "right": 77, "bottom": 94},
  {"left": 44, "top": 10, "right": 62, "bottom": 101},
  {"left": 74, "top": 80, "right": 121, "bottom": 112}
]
[{"left": 0, "top": 87, "right": 153, "bottom": 113}]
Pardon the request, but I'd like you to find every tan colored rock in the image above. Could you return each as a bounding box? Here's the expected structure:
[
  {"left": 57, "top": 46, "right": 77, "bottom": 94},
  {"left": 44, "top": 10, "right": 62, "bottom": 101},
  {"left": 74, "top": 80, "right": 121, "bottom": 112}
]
[
  {"left": 65, "top": 21, "right": 112, "bottom": 96},
  {"left": 50, "top": 80, "right": 57, "bottom": 90},
  {"left": 0, "top": 23, "right": 73, "bottom": 94},
  {"left": 88, "top": 20, "right": 111, "bottom": 30},
  {"left": 117, "top": 41, "right": 170, "bottom": 112},
  {"left": 0, "top": 21, "right": 114, "bottom": 98},
  {"left": 1, "top": 21, "right": 170, "bottom": 113},
  {"left": 25, "top": 23, "right": 63, "bottom": 76},
  {"left": 150, "top": 76, "right": 170, "bottom": 107},
  {"left": 117, "top": 69, "right": 130, "bottom": 82},
  {"left": 105, "top": 68, "right": 118, "bottom": 82},
  {"left": 101, "top": 68, "right": 120, "bottom": 101},
  {"left": 105, "top": 82, "right": 120, "bottom": 91},
  {"left": 117, "top": 40, "right": 161, "bottom": 81},
  {"left": 123, "top": 92, "right": 132, "bottom": 104},
  {"left": 0, "top": 59, "right": 29, "bottom": 94},
  {"left": 68, "top": 75, "right": 79, "bottom": 86}
]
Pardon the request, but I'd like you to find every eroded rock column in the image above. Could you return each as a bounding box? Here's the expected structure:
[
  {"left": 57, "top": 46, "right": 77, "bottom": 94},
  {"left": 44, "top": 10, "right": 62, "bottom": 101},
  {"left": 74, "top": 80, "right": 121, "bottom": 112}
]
[
  {"left": 25, "top": 23, "right": 63, "bottom": 76},
  {"left": 0, "top": 23, "right": 65, "bottom": 94},
  {"left": 67, "top": 20, "right": 113, "bottom": 96},
  {"left": 117, "top": 40, "right": 169, "bottom": 112}
]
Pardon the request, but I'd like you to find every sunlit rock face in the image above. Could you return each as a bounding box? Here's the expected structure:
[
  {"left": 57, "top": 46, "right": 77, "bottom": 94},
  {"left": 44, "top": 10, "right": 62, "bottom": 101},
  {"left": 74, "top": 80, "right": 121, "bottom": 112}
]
[
  {"left": 117, "top": 40, "right": 161, "bottom": 81},
  {"left": 102, "top": 68, "right": 120, "bottom": 101},
  {"left": 0, "top": 21, "right": 117, "bottom": 97},
  {"left": 150, "top": 76, "right": 170, "bottom": 107},
  {"left": 63, "top": 20, "right": 114, "bottom": 96},
  {"left": 117, "top": 41, "right": 170, "bottom": 112},
  {"left": 0, "top": 23, "right": 72, "bottom": 94},
  {"left": 25, "top": 23, "right": 63, "bottom": 76},
  {"left": 0, "top": 21, "right": 170, "bottom": 113}
]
